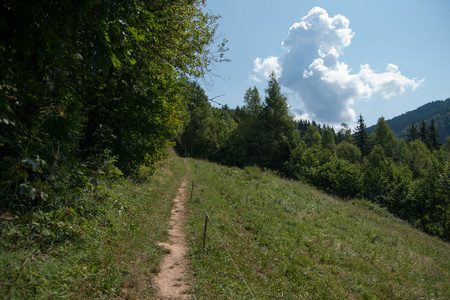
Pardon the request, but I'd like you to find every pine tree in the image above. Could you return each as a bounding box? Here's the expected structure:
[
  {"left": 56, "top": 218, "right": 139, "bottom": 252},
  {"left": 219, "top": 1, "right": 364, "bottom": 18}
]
[
  {"left": 419, "top": 120, "right": 428, "bottom": 146},
  {"left": 427, "top": 118, "right": 440, "bottom": 150},
  {"left": 406, "top": 123, "right": 419, "bottom": 142},
  {"left": 354, "top": 114, "right": 371, "bottom": 158},
  {"left": 260, "top": 72, "right": 297, "bottom": 170}
]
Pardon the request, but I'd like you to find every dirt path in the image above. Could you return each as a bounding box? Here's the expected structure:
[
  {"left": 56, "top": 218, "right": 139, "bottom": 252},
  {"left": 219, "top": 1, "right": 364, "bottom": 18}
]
[{"left": 152, "top": 161, "right": 191, "bottom": 299}]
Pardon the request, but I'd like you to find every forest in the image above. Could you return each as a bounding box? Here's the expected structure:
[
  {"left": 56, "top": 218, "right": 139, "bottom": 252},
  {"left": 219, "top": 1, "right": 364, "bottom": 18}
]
[
  {"left": 175, "top": 76, "right": 450, "bottom": 241},
  {"left": 0, "top": 0, "right": 226, "bottom": 245}
]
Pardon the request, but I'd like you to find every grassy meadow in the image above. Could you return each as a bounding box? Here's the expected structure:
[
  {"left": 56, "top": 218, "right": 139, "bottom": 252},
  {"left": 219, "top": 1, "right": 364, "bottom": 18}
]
[
  {"left": 1, "top": 152, "right": 449, "bottom": 299},
  {"left": 184, "top": 158, "right": 450, "bottom": 299}
]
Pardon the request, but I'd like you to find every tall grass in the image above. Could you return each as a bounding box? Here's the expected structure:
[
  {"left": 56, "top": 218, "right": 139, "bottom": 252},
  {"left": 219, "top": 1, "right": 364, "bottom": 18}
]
[
  {"left": 185, "top": 159, "right": 450, "bottom": 299},
  {"left": 0, "top": 152, "right": 187, "bottom": 299}
]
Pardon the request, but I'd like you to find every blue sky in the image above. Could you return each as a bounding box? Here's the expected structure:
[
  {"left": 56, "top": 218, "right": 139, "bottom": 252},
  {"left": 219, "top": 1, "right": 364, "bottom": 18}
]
[{"left": 201, "top": 0, "right": 450, "bottom": 127}]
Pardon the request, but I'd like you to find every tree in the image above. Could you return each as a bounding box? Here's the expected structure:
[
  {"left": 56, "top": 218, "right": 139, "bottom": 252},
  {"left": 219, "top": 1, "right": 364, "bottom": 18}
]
[
  {"left": 445, "top": 136, "right": 450, "bottom": 152},
  {"left": 304, "top": 126, "right": 322, "bottom": 148},
  {"left": 427, "top": 118, "right": 440, "bottom": 150},
  {"left": 419, "top": 120, "right": 428, "bottom": 146},
  {"left": 177, "top": 83, "right": 213, "bottom": 158},
  {"left": 0, "top": 0, "right": 225, "bottom": 211},
  {"left": 406, "top": 123, "right": 419, "bottom": 142},
  {"left": 362, "top": 146, "right": 412, "bottom": 211},
  {"left": 322, "top": 126, "right": 336, "bottom": 153},
  {"left": 221, "top": 86, "right": 264, "bottom": 166},
  {"left": 408, "top": 139, "right": 431, "bottom": 178},
  {"left": 259, "top": 73, "right": 298, "bottom": 170},
  {"left": 354, "top": 114, "right": 371, "bottom": 158},
  {"left": 337, "top": 122, "right": 354, "bottom": 144},
  {"left": 336, "top": 141, "right": 362, "bottom": 164},
  {"left": 243, "top": 87, "right": 262, "bottom": 117},
  {"left": 374, "top": 117, "right": 396, "bottom": 157}
]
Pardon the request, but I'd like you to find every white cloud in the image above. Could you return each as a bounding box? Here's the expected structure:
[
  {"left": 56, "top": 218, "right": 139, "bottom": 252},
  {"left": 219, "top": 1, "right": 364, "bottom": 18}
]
[
  {"left": 358, "top": 63, "right": 425, "bottom": 99},
  {"left": 251, "top": 6, "right": 424, "bottom": 123},
  {"left": 251, "top": 56, "right": 281, "bottom": 81}
]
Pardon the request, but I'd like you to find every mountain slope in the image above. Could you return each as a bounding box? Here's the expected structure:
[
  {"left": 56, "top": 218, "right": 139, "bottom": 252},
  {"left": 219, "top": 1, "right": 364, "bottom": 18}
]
[
  {"left": 367, "top": 98, "right": 450, "bottom": 143},
  {"left": 185, "top": 159, "right": 450, "bottom": 299}
]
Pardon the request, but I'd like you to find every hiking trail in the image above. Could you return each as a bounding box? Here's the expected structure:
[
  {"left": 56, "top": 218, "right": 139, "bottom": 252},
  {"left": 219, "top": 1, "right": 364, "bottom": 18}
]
[{"left": 152, "top": 159, "right": 191, "bottom": 299}]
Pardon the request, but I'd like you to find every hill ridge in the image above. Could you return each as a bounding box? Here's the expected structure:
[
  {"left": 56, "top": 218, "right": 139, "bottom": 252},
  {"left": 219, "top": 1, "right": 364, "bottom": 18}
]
[{"left": 367, "top": 98, "right": 450, "bottom": 142}]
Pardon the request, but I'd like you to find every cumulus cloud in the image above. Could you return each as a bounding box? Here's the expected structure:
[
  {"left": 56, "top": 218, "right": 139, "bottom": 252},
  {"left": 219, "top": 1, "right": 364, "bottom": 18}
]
[
  {"left": 251, "top": 6, "right": 423, "bottom": 123},
  {"left": 252, "top": 56, "right": 281, "bottom": 81}
]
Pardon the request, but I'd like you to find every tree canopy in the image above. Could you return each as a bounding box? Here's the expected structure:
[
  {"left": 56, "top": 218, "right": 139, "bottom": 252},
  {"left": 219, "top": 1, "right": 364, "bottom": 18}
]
[{"left": 0, "top": 0, "right": 225, "bottom": 212}]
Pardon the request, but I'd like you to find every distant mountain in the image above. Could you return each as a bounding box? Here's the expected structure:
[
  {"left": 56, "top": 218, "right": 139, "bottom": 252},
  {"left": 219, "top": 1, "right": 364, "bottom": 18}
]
[{"left": 367, "top": 98, "right": 450, "bottom": 143}]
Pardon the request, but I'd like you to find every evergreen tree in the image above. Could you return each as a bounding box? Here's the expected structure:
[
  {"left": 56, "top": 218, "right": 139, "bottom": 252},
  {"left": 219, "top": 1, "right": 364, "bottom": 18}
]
[
  {"left": 259, "top": 73, "right": 298, "bottom": 170},
  {"left": 427, "top": 118, "right": 440, "bottom": 150},
  {"left": 240, "top": 86, "right": 264, "bottom": 165},
  {"left": 354, "top": 114, "right": 371, "bottom": 158},
  {"left": 406, "top": 123, "right": 419, "bottom": 142},
  {"left": 419, "top": 120, "right": 428, "bottom": 146}
]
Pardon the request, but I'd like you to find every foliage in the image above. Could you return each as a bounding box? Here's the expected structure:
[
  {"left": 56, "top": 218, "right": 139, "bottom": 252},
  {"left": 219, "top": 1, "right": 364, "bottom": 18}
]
[
  {"left": 374, "top": 117, "right": 396, "bottom": 157},
  {"left": 336, "top": 141, "right": 361, "bottom": 164},
  {"left": 406, "top": 122, "right": 419, "bottom": 142},
  {"left": 406, "top": 150, "right": 450, "bottom": 239},
  {"left": 0, "top": 151, "right": 187, "bottom": 298},
  {"left": 258, "top": 73, "right": 299, "bottom": 171},
  {"left": 176, "top": 82, "right": 236, "bottom": 161},
  {"left": 0, "top": 2, "right": 225, "bottom": 296},
  {"left": 367, "top": 98, "right": 450, "bottom": 144},
  {"left": 354, "top": 114, "right": 371, "bottom": 157},
  {"left": 321, "top": 126, "right": 336, "bottom": 153},
  {"left": 0, "top": 0, "right": 224, "bottom": 219},
  {"left": 303, "top": 126, "right": 322, "bottom": 148}
]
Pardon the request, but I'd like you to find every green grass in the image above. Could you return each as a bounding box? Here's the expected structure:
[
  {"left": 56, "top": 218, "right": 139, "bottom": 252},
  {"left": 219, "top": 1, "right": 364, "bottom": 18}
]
[
  {"left": 185, "top": 159, "right": 450, "bottom": 299},
  {"left": 2, "top": 152, "right": 449, "bottom": 299},
  {"left": 0, "top": 151, "right": 187, "bottom": 299}
]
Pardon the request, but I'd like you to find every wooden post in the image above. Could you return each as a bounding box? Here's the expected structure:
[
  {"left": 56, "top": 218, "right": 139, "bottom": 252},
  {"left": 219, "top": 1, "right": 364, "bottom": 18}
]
[
  {"left": 203, "top": 215, "right": 209, "bottom": 248},
  {"left": 189, "top": 182, "right": 195, "bottom": 201}
]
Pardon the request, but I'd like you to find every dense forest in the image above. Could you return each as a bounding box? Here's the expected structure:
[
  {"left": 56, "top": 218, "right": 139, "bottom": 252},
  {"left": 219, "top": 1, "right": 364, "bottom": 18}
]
[
  {"left": 0, "top": 0, "right": 226, "bottom": 245},
  {"left": 175, "top": 76, "right": 450, "bottom": 241},
  {"left": 367, "top": 98, "right": 450, "bottom": 143}
]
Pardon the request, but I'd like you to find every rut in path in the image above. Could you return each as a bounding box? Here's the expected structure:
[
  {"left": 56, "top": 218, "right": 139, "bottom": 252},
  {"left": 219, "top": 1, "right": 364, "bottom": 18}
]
[{"left": 152, "top": 162, "right": 191, "bottom": 299}]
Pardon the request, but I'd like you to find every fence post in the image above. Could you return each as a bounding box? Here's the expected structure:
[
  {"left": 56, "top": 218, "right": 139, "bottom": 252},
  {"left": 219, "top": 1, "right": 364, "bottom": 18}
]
[
  {"left": 203, "top": 215, "right": 209, "bottom": 248},
  {"left": 189, "top": 181, "right": 195, "bottom": 201}
]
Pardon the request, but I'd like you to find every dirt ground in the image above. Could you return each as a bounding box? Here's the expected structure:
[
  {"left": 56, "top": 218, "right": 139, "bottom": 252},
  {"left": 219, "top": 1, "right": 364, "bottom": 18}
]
[{"left": 152, "top": 167, "right": 191, "bottom": 299}]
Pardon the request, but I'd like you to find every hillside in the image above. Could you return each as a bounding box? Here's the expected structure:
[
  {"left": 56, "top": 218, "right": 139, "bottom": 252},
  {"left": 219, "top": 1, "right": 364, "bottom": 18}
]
[
  {"left": 184, "top": 157, "right": 450, "bottom": 299},
  {"left": 367, "top": 98, "right": 450, "bottom": 143},
  {"left": 1, "top": 152, "right": 449, "bottom": 298}
]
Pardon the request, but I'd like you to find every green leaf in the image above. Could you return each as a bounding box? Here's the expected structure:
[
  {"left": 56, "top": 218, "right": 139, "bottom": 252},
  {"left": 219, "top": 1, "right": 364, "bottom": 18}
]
[{"left": 111, "top": 53, "right": 122, "bottom": 68}]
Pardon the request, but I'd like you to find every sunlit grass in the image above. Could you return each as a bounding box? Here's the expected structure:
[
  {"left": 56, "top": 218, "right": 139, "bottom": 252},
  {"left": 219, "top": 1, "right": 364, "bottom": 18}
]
[
  {"left": 2, "top": 152, "right": 448, "bottom": 299},
  {"left": 185, "top": 159, "right": 450, "bottom": 299}
]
